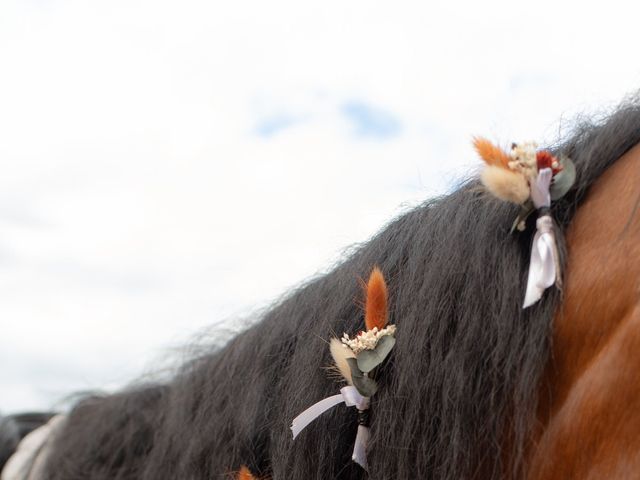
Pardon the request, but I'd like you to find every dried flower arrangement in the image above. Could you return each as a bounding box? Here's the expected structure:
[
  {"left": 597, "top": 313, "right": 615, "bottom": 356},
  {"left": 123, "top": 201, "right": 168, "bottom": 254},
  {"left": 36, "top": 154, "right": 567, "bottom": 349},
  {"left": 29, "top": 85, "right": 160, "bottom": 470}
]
[
  {"left": 291, "top": 266, "right": 395, "bottom": 470},
  {"left": 473, "top": 137, "right": 576, "bottom": 307}
]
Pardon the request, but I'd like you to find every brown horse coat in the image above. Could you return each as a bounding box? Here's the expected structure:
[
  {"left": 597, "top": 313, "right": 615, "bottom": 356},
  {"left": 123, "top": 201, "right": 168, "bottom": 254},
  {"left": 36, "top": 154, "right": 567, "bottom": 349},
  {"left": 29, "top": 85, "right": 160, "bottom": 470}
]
[{"left": 530, "top": 144, "right": 640, "bottom": 478}]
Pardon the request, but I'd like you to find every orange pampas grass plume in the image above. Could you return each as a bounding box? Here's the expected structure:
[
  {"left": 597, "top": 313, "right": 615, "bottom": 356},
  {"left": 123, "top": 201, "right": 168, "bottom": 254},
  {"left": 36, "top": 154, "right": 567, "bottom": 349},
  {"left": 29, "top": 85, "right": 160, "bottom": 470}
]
[
  {"left": 237, "top": 466, "right": 258, "bottom": 480},
  {"left": 364, "top": 266, "right": 388, "bottom": 331},
  {"left": 473, "top": 137, "right": 510, "bottom": 168}
]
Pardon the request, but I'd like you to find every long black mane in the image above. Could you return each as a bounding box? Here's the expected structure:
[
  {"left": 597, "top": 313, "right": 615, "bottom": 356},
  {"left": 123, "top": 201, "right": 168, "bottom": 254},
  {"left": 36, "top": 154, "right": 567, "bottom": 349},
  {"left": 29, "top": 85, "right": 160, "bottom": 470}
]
[{"left": 41, "top": 98, "right": 640, "bottom": 479}]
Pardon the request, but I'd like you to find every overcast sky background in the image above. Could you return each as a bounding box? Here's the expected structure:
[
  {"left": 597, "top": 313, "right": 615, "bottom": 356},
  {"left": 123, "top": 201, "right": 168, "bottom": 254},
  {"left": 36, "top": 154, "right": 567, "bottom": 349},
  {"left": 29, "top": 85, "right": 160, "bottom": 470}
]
[{"left": 1, "top": 0, "right": 639, "bottom": 413}]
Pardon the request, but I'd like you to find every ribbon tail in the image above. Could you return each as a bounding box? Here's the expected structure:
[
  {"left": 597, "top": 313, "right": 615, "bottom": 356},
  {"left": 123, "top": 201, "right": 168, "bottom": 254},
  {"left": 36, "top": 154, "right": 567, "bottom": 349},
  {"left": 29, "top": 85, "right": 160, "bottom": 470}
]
[
  {"left": 290, "top": 393, "right": 345, "bottom": 439},
  {"left": 351, "top": 424, "right": 370, "bottom": 471},
  {"left": 523, "top": 231, "right": 557, "bottom": 308},
  {"left": 552, "top": 235, "right": 562, "bottom": 289},
  {"left": 523, "top": 231, "right": 543, "bottom": 308},
  {"left": 536, "top": 233, "right": 557, "bottom": 288}
]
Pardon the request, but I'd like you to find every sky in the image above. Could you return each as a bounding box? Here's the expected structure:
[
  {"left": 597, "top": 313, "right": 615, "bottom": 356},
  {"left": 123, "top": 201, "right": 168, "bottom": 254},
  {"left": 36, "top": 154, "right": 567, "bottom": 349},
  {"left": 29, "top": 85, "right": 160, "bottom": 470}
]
[{"left": 1, "top": 0, "right": 640, "bottom": 413}]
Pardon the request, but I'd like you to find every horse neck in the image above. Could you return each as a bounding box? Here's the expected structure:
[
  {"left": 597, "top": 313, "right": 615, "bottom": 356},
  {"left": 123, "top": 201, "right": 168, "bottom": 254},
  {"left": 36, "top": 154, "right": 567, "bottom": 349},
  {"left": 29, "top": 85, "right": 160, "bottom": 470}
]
[{"left": 529, "top": 144, "right": 640, "bottom": 478}]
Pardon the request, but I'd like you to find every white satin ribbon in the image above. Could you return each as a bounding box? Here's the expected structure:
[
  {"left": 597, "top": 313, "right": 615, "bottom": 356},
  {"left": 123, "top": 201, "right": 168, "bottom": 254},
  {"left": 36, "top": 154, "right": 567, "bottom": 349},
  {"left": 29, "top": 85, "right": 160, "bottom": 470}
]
[
  {"left": 523, "top": 215, "right": 558, "bottom": 308},
  {"left": 530, "top": 167, "right": 552, "bottom": 209},
  {"left": 523, "top": 168, "right": 558, "bottom": 308},
  {"left": 291, "top": 385, "right": 370, "bottom": 470},
  {"left": 351, "top": 425, "right": 370, "bottom": 468}
]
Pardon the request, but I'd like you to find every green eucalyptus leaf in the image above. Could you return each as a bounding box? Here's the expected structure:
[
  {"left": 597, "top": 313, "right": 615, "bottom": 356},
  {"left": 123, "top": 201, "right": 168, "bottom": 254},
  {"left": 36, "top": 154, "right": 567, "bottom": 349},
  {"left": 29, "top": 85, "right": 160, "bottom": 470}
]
[
  {"left": 550, "top": 156, "right": 576, "bottom": 201},
  {"left": 356, "top": 335, "right": 396, "bottom": 373},
  {"left": 346, "top": 357, "right": 362, "bottom": 379},
  {"left": 346, "top": 358, "right": 378, "bottom": 397}
]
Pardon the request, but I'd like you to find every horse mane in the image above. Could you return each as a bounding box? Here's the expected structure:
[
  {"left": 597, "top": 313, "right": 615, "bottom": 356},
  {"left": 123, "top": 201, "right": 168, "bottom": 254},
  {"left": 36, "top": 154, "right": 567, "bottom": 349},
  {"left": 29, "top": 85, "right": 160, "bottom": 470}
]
[{"left": 42, "top": 96, "right": 640, "bottom": 480}]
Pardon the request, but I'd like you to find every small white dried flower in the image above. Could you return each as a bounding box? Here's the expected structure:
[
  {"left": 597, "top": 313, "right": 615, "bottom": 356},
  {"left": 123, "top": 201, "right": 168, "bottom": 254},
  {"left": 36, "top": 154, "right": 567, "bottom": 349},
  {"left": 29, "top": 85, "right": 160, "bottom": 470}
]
[
  {"left": 341, "top": 325, "right": 396, "bottom": 354},
  {"left": 509, "top": 141, "right": 538, "bottom": 179}
]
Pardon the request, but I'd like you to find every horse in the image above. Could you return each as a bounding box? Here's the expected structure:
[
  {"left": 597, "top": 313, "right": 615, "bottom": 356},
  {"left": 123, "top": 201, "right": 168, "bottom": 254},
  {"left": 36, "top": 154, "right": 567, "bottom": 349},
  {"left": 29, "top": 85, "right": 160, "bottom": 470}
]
[{"left": 1, "top": 97, "right": 639, "bottom": 479}]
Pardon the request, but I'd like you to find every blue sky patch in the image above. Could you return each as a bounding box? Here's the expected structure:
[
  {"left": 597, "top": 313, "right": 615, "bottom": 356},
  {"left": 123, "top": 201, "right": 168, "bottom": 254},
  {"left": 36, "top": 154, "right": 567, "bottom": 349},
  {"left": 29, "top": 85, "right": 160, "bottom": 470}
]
[
  {"left": 341, "top": 101, "right": 401, "bottom": 139},
  {"left": 254, "top": 113, "right": 302, "bottom": 137}
]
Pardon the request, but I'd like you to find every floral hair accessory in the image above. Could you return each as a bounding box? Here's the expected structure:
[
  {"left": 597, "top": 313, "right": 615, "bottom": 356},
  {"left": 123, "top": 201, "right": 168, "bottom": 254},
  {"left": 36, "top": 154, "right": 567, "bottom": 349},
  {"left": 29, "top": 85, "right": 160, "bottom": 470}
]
[
  {"left": 291, "top": 266, "right": 395, "bottom": 470},
  {"left": 473, "top": 138, "right": 577, "bottom": 308},
  {"left": 473, "top": 138, "right": 576, "bottom": 231}
]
